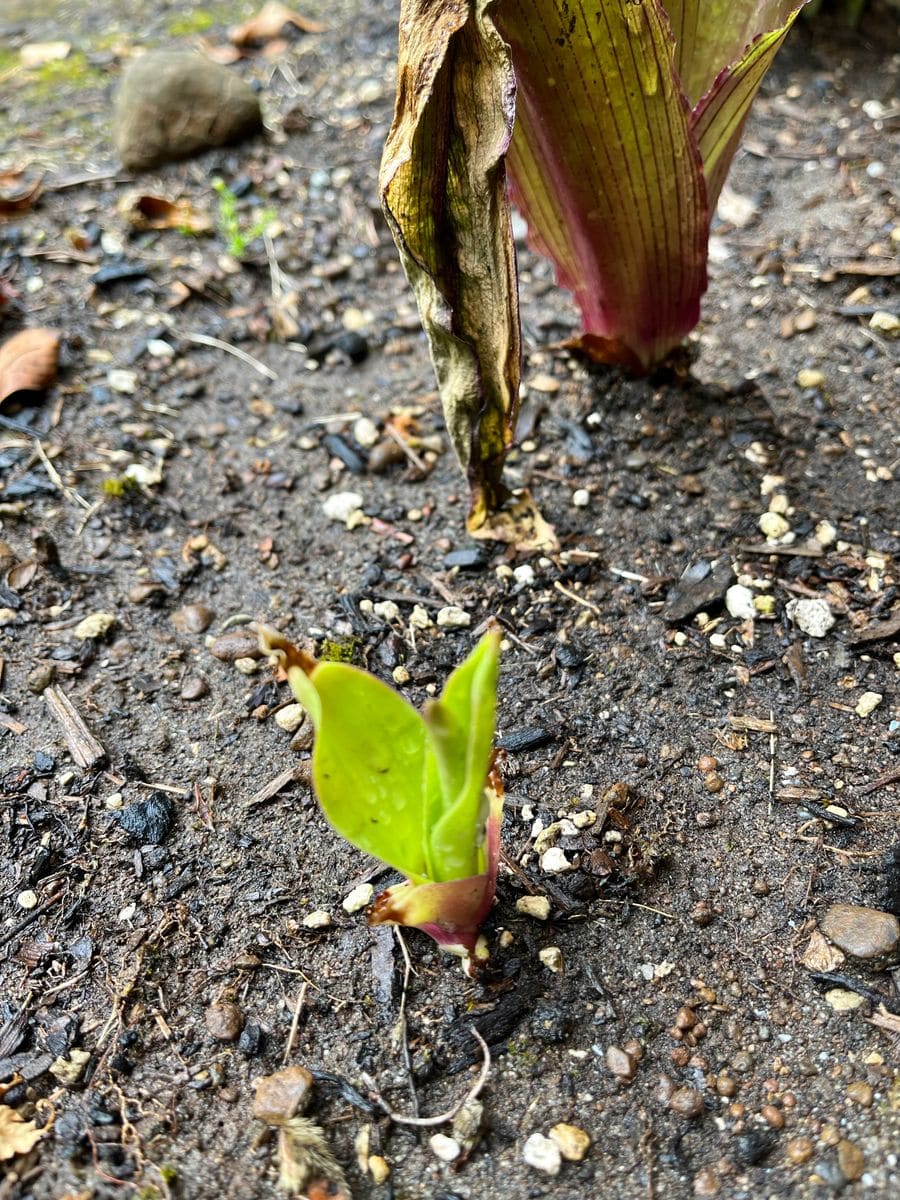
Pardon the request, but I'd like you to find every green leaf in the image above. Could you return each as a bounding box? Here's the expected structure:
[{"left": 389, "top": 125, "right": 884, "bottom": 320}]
[
  {"left": 308, "top": 663, "right": 430, "bottom": 882},
  {"left": 424, "top": 629, "right": 500, "bottom": 880}
]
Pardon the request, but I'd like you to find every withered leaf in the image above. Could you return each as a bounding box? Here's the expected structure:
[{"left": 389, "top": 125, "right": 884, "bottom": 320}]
[
  {"left": 0, "top": 1104, "right": 45, "bottom": 1160},
  {"left": 120, "top": 192, "right": 212, "bottom": 235},
  {"left": 0, "top": 328, "right": 61, "bottom": 405},
  {"left": 230, "top": 3, "right": 325, "bottom": 47},
  {"left": 380, "top": 0, "right": 521, "bottom": 534}
]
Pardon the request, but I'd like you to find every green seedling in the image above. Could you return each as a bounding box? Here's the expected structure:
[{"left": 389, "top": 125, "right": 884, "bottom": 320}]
[
  {"left": 259, "top": 625, "right": 503, "bottom": 968},
  {"left": 211, "top": 178, "right": 276, "bottom": 258}
]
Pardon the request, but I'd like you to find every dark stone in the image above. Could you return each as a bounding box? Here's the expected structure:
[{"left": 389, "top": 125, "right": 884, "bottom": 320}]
[
  {"left": 497, "top": 726, "right": 555, "bottom": 753},
  {"left": 444, "top": 546, "right": 489, "bottom": 571},
  {"left": 663, "top": 558, "right": 735, "bottom": 623},
  {"left": 116, "top": 792, "right": 175, "bottom": 845}
]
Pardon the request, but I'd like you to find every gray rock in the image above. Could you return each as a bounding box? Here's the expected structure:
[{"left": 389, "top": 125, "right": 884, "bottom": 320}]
[{"left": 114, "top": 51, "right": 263, "bottom": 171}]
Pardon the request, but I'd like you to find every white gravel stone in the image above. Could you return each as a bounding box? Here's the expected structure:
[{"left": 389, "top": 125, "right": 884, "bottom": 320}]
[
  {"left": 353, "top": 416, "right": 379, "bottom": 447},
  {"left": 514, "top": 563, "right": 536, "bottom": 586},
  {"left": 523, "top": 1132, "right": 562, "bottom": 1175},
  {"left": 785, "top": 598, "right": 835, "bottom": 638},
  {"left": 108, "top": 368, "right": 137, "bottom": 393},
  {"left": 409, "top": 604, "right": 432, "bottom": 629},
  {"left": 855, "top": 691, "right": 883, "bottom": 718},
  {"left": 342, "top": 883, "right": 374, "bottom": 914},
  {"left": 302, "top": 910, "right": 333, "bottom": 929},
  {"left": 373, "top": 600, "right": 400, "bottom": 622},
  {"left": 275, "top": 703, "right": 305, "bottom": 732},
  {"left": 516, "top": 895, "right": 551, "bottom": 920},
  {"left": 322, "top": 491, "right": 363, "bottom": 523},
  {"left": 436, "top": 605, "right": 470, "bottom": 628},
  {"left": 725, "top": 585, "right": 756, "bottom": 620},
  {"left": 572, "top": 488, "right": 590, "bottom": 508},
  {"left": 759, "top": 511, "right": 790, "bottom": 540},
  {"left": 540, "top": 847, "right": 573, "bottom": 874},
  {"left": 815, "top": 520, "right": 837, "bottom": 547},
  {"left": 392, "top": 665, "right": 410, "bottom": 685},
  {"left": 430, "top": 1134, "right": 461, "bottom": 1163},
  {"left": 539, "top": 946, "right": 564, "bottom": 973}
]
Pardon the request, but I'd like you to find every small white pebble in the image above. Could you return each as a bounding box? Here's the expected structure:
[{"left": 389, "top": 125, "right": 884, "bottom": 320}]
[
  {"left": 430, "top": 1134, "right": 461, "bottom": 1163},
  {"left": 392, "top": 665, "right": 410, "bottom": 685},
  {"left": 516, "top": 895, "right": 551, "bottom": 920},
  {"left": 373, "top": 600, "right": 400, "bottom": 622},
  {"left": 785, "top": 598, "right": 835, "bottom": 638},
  {"left": 513, "top": 563, "right": 536, "bottom": 586},
  {"left": 409, "top": 604, "right": 432, "bottom": 629},
  {"left": 322, "top": 491, "right": 364, "bottom": 523},
  {"left": 353, "top": 416, "right": 379, "bottom": 447},
  {"left": 18, "top": 890, "right": 38, "bottom": 910},
  {"left": 302, "top": 910, "right": 333, "bottom": 929},
  {"left": 571, "top": 809, "right": 596, "bottom": 830},
  {"left": 234, "top": 656, "right": 261, "bottom": 675},
  {"left": 275, "top": 703, "right": 305, "bottom": 732},
  {"left": 855, "top": 691, "right": 883, "bottom": 719},
  {"left": 725, "top": 585, "right": 755, "bottom": 620},
  {"left": 523, "top": 1132, "right": 562, "bottom": 1175},
  {"left": 108, "top": 368, "right": 137, "bottom": 394},
  {"left": 146, "top": 338, "right": 174, "bottom": 358},
  {"left": 342, "top": 883, "right": 374, "bottom": 914},
  {"left": 815, "top": 520, "right": 837, "bottom": 547},
  {"left": 572, "top": 488, "right": 590, "bottom": 508},
  {"left": 709, "top": 632, "right": 728, "bottom": 649},
  {"left": 105, "top": 792, "right": 124, "bottom": 810},
  {"left": 540, "top": 847, "right": 573, "bottom": 874},
  {"left": 759, "top": 511, "right": 790, "bottom": 540},
  {"left": 869, "top": 310, "right": 899, "bottom": 337},
  {"left": 436, "top": 605, "right": 470, "bottom": 628},
  {"left": 539, "top": 946, "right": 564, "bottom": 973},
  {"left": 797, "top": 368, "right": 826, "bottom": 389}
]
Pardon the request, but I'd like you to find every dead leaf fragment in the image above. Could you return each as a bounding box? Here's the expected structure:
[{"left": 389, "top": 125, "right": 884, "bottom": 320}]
[
  {"left": 230, "top": 3, "right": 325, "bottom": 47},
  {"left": 0, "top": 328, "right": 61, "bottom": 406},
  {"left": 801, "top": 929, "right": 846, "bottom": 974},
  {"left": 0, "top": 1104, "right": 45, "bottom": 1160},
  {"left": 119, "top": 192, "right": 212, "bottom": 235},
  {"left": 0, "top": 171, "right": 43, "bottom": 217}
]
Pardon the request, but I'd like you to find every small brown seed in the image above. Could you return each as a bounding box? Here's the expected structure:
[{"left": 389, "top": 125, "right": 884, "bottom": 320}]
[
  {"left": 209, "top": 629, "right": 262, "bottom": 661},
  {"left": 173, "top": 603, "right": 214, "bottom": 634}
]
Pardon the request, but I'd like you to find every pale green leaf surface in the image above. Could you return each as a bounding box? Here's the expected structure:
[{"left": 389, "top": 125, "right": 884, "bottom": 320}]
[
  {"left": 309, "top": 663, "right": 429, "bottom": 882},
  {"left": 425, "top": 629, "right": 500, "bottom": 880}
]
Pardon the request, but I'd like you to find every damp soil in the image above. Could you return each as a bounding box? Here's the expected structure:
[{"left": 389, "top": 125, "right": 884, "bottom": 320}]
[{"left": 1, "top": 3, "right": 899, "bottom": 1198}]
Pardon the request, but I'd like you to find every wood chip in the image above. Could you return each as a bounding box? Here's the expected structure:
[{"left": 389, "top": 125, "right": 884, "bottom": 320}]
[
  {"left": 849, "top": 611, "right": 900, "bottom": 645},
  {"left": 0, "top": 712, "right": 27, "bottom": 735},
  {"left": 43, "top": 686, "right": 107, "bottom": 768},
  {"left": 245, "top": 763, "right": 310, "bottom": 808},
  {"left": 728, "top": 715, "right": 777, "bottom": 733}
]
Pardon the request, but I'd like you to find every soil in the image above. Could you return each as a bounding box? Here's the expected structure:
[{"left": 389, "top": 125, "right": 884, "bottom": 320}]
[{"left": 1, "top": 3, "right": 899, "bottom": 1199}]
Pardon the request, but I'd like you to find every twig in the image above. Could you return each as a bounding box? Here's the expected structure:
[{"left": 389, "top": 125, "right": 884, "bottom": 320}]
[
  {"left": 856, "top": 765, "right": 900, "bottom": 796},
  {"left": 384, "top": 423, "right": 429, "bottom": 473},
  {"left": 553, "top": 580, "right": 601, "bottom": 614},
  {"left": 609, "top": 566, "right": 650, "bottom": 583},
  {"left": 183, "top": 332, "right": 278, "bottom": 381},
  {"left": 44, "top": 686, "right": 106, "bottom": 768},
  {"left": 283, "top": 982, "right": 309, "bottom": 1064},
  {"left": 35, "top": 439, "right": 91, "bottom": 510},
  {"left": 0, "top": 712, "right": 27, "bottom": 735},
  {"left": 245, "top": 764, "right": 310, "bottom": 809},
  {"left": 361, "top": 1028, "right": 491, "bottom": 1127}
]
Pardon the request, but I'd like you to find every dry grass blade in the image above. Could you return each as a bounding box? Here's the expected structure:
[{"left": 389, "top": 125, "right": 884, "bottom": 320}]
[
  {"left": 44, "top": 686, "right": 107, "bottom": 768},
  {"left": 361, "top": 1027, "right": 490, "bottom": 1127}
]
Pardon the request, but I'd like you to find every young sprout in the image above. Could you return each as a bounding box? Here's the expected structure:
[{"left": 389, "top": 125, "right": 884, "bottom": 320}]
[{"left": 258, "top": 624, "right": 503, "bottom": 970}]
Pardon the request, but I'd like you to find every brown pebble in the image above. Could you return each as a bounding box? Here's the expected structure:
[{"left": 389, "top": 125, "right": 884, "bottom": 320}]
[
  {"left": 671, "top": 1046, "right": 690, "bottom": 1067},
  {"left": 703, "top": 773, "right": 725, "bottom": 794},
  {"left": 204, "top": 1000, "right": 244, "bottom": 1042},
  {"left": 367, "top": 439, "right": 406, "bottom": 473},
  {"left": 181, "top": 675, "right": 209, "bottom": 701},
  {"left": 252, "top": 1065, "right": 314, "bottom": 1124},
  {"left": 698, "top": 755, "right": 718, "bottom": 773},
  {"left": 820, "top": 903, "right": 899, "bottom": 962},
  {"left": 173, "top": 603, "right": 214, "bottom": 634},
  {"left": 846, "top": 1080, "right": 873, "bottom": 1108},
  {"left": 693, "top": 1166, "right": 719, "bottom": 1197},
  {"left": 655, "top": 1074, "right": 675, "bottom": 1104},
  {"left": 669, "top": 1087, "right": 704, "bottom": 1118},
  {"left": 27, "top": 663, "right": 56, "bottom": 694},
  {"left": 128, "top": 581, "right": 167, "bottom": 605},
  {"left": 785, "top": 1136, "right": 813, "bottom": 1165},
  {"left": 731, "top": 1050, "right": 754, "bottom": 1073},
  {"left": 761, "top": 1104, "right": 784, "bottom": 1130},
  {"left": 675, "top": 1006, "right": 697, "bottom": 1031},
  {"left": 622, "top": 1038, "right": 644, "bottom": 1061},
  {"left": 606, "top": 1045, "right": 636, "bottom": 1082},
  {"left": 209, "top": 629, "right": 262, "bottom": 661},
  {"left": 691, "top": 900, "right": 715, "bottom": 927},
  {"left": 716, "top": 1074, "right": 737, "bottom": 1098},
  {"left": 837, "top": 1139, "right": 864, "bottom": 1182},
  {"left": 751, "top": 878, "right": 770, "bottom": 897},
  {"left": 696, "top": 811, "right": 718, "bottom": 828}
]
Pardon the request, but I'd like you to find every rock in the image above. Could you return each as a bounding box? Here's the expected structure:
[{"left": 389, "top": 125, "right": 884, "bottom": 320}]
[
  {"left": 210, "top": 629, "right": 262, "bottom": 661},
  {"left": 825, "top": 988, "right": 865, "bottom": 1011},
  {"left": 663, "top": 559, "right": 734, "bottom": 623},
  {"left": 274, "top": 703, "right": 305, "bottom": 732},
  {"left": 180, "top": 675, "right": 209, "bottom": 701},
  {"left": 571, "top": 488, "right": 590, "bottom": 508},
  {"left": 785, "top": 1136, "right": 814, "bottom": 1165},
  {"left": 253, "top": 1066, "right": 314, "bottom": 1123},
  {"left": 846, "top": 1081, "right": 873, "bottom": 1107},
  {"left": 429, "top": 1133, "right": 461, "bottom": 1163},
  {"left": 114, "top": 51, "right": 263, "bottom": 171},
  {"left": 540, "top": 847, "right": 572, "bottom": 874},
  {"left": 73, "top": 612, "right": 117, "bottom": 640},
  {"left": 759, "top": 511, "right": 790, "bottom": 540},
  {"left": 172, "top": 604, "right": 214, "bottom": 634},
  {"left": 538, "top": 946, "right": 563, "bottom": 973},
  {"left": 725, "top": 584, "right": 756, "bottom": 620},
  {"left": 605, "top": 1045, "right": 636, "bottom": 1083},
  {"left": 837, "top": 1139, "right": 864, "bottom": 1182},
  {"left": 669, "top": 1087, "right": 704, "bottom": 1117},
  {"left": 322, "top": 491, "right": 364, "bottom": 524},
  {"left": 548, "top": 1123, "right": 590, "bottom": 1161},
  {"left": 785, "top": 598, "right": 835, "bottom": 638},
  {"left": 516, "top": 895, "right": 551, "bottom": 920},
  {"left": 342, "top": 883, "right": 374, "bottom": 914},
  {"left": 49, "top": 1048, "right": 91, "bottom": 1086},
  {"left": 368, "top": 1155, "right": 390, "bottom": 1184},
  {"left": 855, "top": 691, "right": 883, "bottom": 718},
  {"left": 205, "top": 1000, "right": 244, "bottom": 1042},
  {"left": 436, "top": 605, "right": 470, "bottom": 628},
  {"left": 522, "top": 1132, "right": 561, "bottom": 1175},
  {"left": 302, "top": 910, "right": 332, "bottom": 929},
  {"left": 820, "top": 903, "right": 899, "bottom": 964},
  {"left": 27, "top": 663, "right": 56, "bottom": 693},
  {"left": 797, "top": 368, "right": 826, "bottom": 389}
]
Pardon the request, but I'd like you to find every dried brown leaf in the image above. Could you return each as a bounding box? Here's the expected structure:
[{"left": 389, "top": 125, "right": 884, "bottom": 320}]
[
  {"left": 801, "top": 929, "right": 846, "bottom": 974},
  {"left": 0, "top": 1104, "right": 45, "bottom": 1160},
  {"left": 120, "top": 192, "right": 212, "bottom": 234},
  {"left": 230, "top": 3, "right": 325, "bottom": 47},
  {"left": 0, "top": 328, "right": 61, "bottom": 405},
  {"left": 6, "top": 560, "right": 38, "bottom": 591}
]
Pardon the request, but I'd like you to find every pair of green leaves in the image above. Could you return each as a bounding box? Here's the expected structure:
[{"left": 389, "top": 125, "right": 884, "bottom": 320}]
[{"left": 261, "top": 626, "right": 501, "bottom": 887}]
